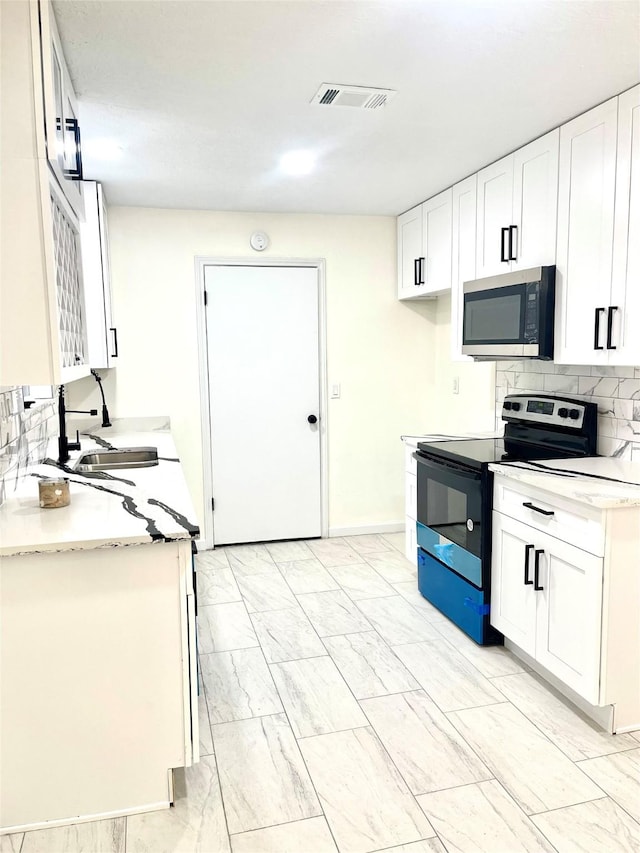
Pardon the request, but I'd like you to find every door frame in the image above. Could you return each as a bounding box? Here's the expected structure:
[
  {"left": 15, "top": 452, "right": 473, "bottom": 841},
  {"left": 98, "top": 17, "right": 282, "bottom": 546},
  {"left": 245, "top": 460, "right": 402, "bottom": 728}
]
[{"left": 194, "top": 256, "right": 329, "bottom": 550}]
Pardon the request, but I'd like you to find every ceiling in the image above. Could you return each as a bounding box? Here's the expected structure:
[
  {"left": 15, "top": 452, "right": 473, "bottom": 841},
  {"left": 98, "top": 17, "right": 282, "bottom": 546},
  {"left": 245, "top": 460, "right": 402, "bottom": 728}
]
[{"left": 53, "top": 0, "right": 640, "bottom": 215}]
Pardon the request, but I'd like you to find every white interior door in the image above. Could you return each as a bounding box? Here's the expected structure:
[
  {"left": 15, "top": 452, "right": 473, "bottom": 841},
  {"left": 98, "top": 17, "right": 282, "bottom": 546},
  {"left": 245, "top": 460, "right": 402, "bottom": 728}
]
[{"left": 205, "top": 264, "right": 322, "bottom": 545}]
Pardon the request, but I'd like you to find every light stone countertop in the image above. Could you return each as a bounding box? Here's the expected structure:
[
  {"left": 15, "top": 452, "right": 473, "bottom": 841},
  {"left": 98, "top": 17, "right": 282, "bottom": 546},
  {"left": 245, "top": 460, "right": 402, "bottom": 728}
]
[
  {"left": 489, "top": 456, "right": 640, "bottom": 509},
  {"left": 0, "top": 417, "right": 200, "bottom": 557}
]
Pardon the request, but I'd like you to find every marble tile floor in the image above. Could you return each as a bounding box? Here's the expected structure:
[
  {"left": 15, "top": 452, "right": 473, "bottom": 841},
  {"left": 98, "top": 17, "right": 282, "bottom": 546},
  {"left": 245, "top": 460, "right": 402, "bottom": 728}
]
[{"left": 4, "top": 533, "right": 640, "bottom": 853}]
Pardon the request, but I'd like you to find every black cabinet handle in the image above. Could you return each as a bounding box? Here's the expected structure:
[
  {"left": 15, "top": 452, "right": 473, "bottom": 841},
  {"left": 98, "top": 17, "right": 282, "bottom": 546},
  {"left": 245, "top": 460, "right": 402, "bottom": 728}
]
[
  {"left": 419, "top": 257, "right": 425, "bottom": 285},
  {"left": 110, "top": 327, "right": 119, "bottom": 358},
  {"left": 594, "top": 307, "right": 605, "bottom": 350},
  {"left": 534, "top": 549, "right": 544, "bottom": 591},
  {"left": 524, "top": 543, "right": 534, "bottom": 585},
  {"left": 414, "top": 258, "right": 419, "bottom": 286},
  {"left": 508, "top": 225, "right": 518, "bottom": 261},
  {"left": 522, "top": 501, "right": 554, "bottom": 517},
  {"left": 606, "top": 306, "right": 618, "bottom": 350},
  {"left": 307, "top": 414, "right": 318, "bottom": 424},
  {"left": 57, "top": 117, "right": 84, "bottom": 181},
  {"left": 500, "top": 227, "right": 510, "bottom": 263}
]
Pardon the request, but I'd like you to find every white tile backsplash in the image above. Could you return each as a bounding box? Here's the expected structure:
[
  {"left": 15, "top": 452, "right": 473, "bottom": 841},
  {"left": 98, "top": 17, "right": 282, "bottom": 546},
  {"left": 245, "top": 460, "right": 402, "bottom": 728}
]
[
  {"left": 0, "top": 387, "right": 58, "bottom": 505},
  {"left": 495, "top": 362, "right": 640, "bottom": 459}
]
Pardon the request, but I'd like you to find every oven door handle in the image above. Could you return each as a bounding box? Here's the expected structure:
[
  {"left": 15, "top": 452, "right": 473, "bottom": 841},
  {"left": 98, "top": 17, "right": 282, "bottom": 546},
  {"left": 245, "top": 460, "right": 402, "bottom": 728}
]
[{"left": 413, "top": 453, "right": 481, "bottom": 482}]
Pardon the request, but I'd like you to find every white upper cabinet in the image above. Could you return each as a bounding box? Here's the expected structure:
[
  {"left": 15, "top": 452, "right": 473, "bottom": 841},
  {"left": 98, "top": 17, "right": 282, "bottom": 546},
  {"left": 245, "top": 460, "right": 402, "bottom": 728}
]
[
  {"left": 397, "top": 204, "right": 424, "bottom": 299},
  {"left": 422, "top": 188, "right": 452, "bottom": 295},
  {"left": 610, "top": 85, "right": 640, "bottom": 366},
  {"left": 476, "top": 155, "right": 513, "bottom": 278},
  {"left": 555, "top": 97, "right": 619, "bottom": 365},
  {"left": 511, "top": 130, "right": 559, "bottom": 271},
  {"left": 451, "top": 175, "right": 477, "bottom": 360},
  {"left": 398, "top": 189, "right": 452, "bottom": 301},
  {"left": 476, "top": 130, "right": 559, "bottom": 278},
  {"left": 0, "top": 0, "right": 89, "bottom": 385},
  {"left": 38, "top": 0, "right": 84, "bottom": 219},
  {"left": 559, "top": 84, "right": 640, "bottom": 368},
  {"left": 81, "top": 182, "right": 118, "bottom": 368}
]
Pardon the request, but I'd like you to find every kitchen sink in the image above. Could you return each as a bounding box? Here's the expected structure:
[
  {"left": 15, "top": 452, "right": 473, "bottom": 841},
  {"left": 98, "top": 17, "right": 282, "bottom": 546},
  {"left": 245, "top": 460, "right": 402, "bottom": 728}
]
[{"left": 73, "top": 446, "right": 159, "bottom": 472}]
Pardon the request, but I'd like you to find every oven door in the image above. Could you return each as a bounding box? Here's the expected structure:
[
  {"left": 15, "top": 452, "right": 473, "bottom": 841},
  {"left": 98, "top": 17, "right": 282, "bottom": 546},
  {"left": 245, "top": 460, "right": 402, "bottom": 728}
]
[{"left": 415, "top": 452, "right": 483, "bottom": 587}]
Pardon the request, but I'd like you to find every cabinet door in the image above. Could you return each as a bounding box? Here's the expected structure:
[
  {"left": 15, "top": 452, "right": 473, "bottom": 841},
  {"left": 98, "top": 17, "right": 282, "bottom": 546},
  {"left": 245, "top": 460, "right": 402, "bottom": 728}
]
[
  {"left": 533, "top": 531, "right": 603, "bottom": 704},
  {"left": 422, "top": 187, "right": 452, "bottom": 294},
  {"left": 490, "top": 511, "right": 536, "bottom": 655},
  {"left": 405, "top": 472, "right": 417, "bottom": 522},
  {"left": 81, "top": 182, "right": 115, "bottom": 368},
  {"left": 610, "top": 85, "right": 640, "bottom": 365},
  {"left": 39, "top": 0, "right": 84, "bottom": 218},
  {"left": 511, "top": 130, "right": 559, "bottom": 271},
  {"left": 555, "top": 98, "right": 618, "bottom": 365},
  {"left": 451, "top": 175, "right": 477, "bottom": 360},
  {"left": 49, "top": 176, "right": 89, "bottom": 382},
  {"left": 476, "top": 154, "right": 513, "bottom": 278},
  {"left": 397, "top": 205, "right": 424, "bottom": 299}
]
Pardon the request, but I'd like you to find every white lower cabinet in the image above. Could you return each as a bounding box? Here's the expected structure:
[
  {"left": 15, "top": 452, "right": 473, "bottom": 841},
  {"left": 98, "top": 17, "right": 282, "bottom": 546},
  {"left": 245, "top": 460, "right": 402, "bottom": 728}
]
[
  {"left": 403, "top": 443, "right": 418, "bottom": 565},
  {"left": 491, "top": 474, "right": 640, "bottom": 732},
  {"left": 491, "top": 511, "right": 602, "bottom": 702},
  {"left": 534, "top": 533, "right": 602, "bottom": 702},
  {"left": 490, "top": 512, "right": 537, "bottom": 655},
  {"left": 0, "top": 540, "right": 198, "bottom": 832}
]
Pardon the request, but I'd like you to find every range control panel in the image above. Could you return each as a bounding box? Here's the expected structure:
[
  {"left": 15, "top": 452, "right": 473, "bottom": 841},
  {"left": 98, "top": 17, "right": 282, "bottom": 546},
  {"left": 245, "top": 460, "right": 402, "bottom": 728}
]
[{"left": 502, "top": 394, "right": 587, "bottom": 429}]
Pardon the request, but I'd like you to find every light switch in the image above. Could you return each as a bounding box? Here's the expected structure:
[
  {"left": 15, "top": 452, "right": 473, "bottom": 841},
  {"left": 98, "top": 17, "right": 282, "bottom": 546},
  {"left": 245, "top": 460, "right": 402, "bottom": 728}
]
[
  {"left": 331, "top": 383, "right": 341, "bottom": 399},
  {"left": 452, "top": 376, "right": 459, "bottom": 395}
]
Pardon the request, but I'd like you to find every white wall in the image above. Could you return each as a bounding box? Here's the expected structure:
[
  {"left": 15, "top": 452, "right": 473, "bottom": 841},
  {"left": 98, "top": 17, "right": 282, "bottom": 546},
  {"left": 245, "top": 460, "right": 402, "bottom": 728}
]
[
  {"left": 68, "top": 208, "right": 442, "bottom": 534},
  {"left": 432, "top": 295, "right": 496, "bottom": 434}
]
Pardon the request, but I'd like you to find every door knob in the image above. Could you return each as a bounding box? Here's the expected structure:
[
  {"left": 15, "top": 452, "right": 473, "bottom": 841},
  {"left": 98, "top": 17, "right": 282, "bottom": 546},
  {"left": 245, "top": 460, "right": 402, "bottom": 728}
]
[{"left": 307, "top": 414, "right": 318, "bottom": 424}]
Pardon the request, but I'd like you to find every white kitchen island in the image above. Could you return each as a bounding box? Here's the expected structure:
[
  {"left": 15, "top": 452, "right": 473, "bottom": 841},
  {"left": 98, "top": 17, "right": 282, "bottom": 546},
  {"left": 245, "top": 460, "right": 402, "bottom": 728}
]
[{"left": 0, "top": 418, "right": 200, "bottom": 835}]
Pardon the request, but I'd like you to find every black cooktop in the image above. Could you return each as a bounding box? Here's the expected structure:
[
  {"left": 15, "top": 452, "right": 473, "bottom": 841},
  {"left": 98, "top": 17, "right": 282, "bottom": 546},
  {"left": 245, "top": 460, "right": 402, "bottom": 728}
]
[{"left": 415, "top": 437, "right": 581, "bottom": 471}]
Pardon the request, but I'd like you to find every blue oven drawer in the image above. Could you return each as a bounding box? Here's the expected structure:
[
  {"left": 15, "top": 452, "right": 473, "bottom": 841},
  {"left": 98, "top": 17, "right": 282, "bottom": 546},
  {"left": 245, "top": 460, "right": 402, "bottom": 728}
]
[
  {"left": 417, "top": 547, "right": 490, "bottom": 645},
  {"left": 416, "top": 522, "right": 482, "bottom": 588}
]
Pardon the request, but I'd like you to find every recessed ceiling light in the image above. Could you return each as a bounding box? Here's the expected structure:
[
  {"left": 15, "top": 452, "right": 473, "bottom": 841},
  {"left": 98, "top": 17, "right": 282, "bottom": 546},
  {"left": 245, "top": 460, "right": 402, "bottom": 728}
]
[
  {"left": 279, "top": 150, "right": 316, "bottom": 176},
  {"left": 83, "top": 138, "right": 124, "bottom": 161}
]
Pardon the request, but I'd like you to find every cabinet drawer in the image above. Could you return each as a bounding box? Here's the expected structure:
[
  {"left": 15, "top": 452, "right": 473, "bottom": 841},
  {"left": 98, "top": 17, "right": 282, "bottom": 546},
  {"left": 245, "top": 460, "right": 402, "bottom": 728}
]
[
  {"left": 405, "top": 445, "right": 417, "bottom": 475},
  {"left": 493, "top": 476, "right": 604, "bottom": 556},
  {"left": 405, "top": 472, "right": 417, "bottom": 520}
]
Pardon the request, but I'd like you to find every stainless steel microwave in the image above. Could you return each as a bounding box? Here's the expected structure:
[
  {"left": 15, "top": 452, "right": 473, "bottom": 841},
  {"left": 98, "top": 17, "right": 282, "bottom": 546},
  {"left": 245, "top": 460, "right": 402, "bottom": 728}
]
[{"left": 461, "top": 265, "right": 555, "bottom": 360}]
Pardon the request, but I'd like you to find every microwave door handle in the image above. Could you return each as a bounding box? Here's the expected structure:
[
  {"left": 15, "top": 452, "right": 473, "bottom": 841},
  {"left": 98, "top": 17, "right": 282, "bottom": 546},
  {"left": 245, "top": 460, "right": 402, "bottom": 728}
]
[
  {"left": 500, "top": 227, "right": 509, "bottom": 263},
  {"left": 594, "top": 307, "right": 605, "bottom": 350}
]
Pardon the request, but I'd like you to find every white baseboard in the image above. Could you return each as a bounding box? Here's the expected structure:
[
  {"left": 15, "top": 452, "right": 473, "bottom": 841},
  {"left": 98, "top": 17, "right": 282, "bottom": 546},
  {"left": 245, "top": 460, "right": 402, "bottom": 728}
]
[
  {"left": 327, "top": 521, "right": 405, "bottom": 538},
  {"left": 199, "top": 523, "right": 406, "bottom": 552},
  {"left": 1, "top": 801, "right": 169, "bottom": 836}
]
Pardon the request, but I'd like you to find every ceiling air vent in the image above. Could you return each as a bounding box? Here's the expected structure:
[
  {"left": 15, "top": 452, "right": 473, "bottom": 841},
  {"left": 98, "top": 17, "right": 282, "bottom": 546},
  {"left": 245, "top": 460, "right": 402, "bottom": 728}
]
[{"left": 311, "top": 83, "right": 397, "bottom": 110}]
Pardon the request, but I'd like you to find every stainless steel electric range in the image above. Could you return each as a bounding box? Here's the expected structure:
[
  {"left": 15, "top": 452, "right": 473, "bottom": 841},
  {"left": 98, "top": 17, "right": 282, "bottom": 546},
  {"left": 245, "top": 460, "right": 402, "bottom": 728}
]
[{"left": 413, "top": 393, "right": 598, "bottom": 645}]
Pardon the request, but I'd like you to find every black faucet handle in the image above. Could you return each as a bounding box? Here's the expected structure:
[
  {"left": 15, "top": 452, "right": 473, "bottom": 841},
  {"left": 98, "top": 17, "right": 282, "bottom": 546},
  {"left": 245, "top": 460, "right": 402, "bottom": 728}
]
[{"left": 68, "top": 430, "right": 82, "bottom": 452}]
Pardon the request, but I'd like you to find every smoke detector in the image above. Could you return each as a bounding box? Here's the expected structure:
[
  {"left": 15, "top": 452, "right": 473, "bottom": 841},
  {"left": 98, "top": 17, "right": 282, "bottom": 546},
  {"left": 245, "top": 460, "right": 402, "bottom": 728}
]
[{"left": 310, "top": 83, "right": 397, "bottom": 110}]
